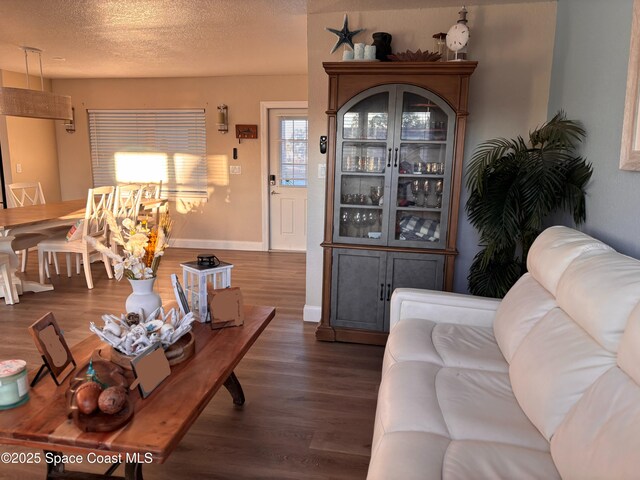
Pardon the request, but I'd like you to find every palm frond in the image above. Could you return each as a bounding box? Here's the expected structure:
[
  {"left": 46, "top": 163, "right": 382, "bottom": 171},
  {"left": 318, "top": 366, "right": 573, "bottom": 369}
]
[{"left": 465, "top": 110, "right": 591, "bottom": 298}]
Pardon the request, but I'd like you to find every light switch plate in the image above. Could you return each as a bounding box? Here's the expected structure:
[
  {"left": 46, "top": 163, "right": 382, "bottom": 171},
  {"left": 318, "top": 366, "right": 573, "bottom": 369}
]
[
  {"left": 16, "top": 163, "right": 22, "bottom": 173},
  {"left": 230, "top": 165, "right": 241, "bottom": 175},
  {"left": 318, "top": 164, "right": 326, "bottom": 179}
]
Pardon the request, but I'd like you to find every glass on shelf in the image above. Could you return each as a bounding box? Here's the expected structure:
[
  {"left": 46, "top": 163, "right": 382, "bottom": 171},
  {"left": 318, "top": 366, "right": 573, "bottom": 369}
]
[
  {"left": 340, "top": 175, "right": 384, "bottom": 206},
  {"left": 399, "top": 144, "right": 446, "bottom": 175},
  {"left": 394, "top": 210, "right": 442, "bottom": 244},
  {"left": 342, "top": 92, "right": 389, "bottom": 140},
  {"left": 397, "top": 179, "right": 443, "bottom": 209},
  {"left": 400, "top": 92, "right": 448, "bottom": 141},
  {"left": 342, "top": 143, "right": 387, "bottom": 173},
  {"left": 339, "top": 207, "right": 383, "bottom": 239}
]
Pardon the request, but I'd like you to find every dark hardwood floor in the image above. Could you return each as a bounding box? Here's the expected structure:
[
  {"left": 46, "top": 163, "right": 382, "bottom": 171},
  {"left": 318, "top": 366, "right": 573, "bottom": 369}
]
[{"left": 0, "top": 249, "right": 383, "bottom": 479}]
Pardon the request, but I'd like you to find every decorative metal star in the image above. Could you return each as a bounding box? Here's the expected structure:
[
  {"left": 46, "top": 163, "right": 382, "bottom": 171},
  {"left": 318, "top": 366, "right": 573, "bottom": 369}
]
[{"left": 326, "top": 14, "right": 364, "bottom": 54}]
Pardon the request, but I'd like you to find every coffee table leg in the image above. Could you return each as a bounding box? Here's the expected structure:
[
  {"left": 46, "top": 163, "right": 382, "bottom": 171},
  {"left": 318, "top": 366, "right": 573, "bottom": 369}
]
[
  {"left": 44, "top": 450, "right": 142, "bottom": 480},
  {"left": 223, "top": 371, "right": 245, "bottom": 406},
  {"left": 124, "top": 462, "right": 143, "bottom": 480},
  {"left": 45, "top": 450, "right": 65, "bottom": 478}
]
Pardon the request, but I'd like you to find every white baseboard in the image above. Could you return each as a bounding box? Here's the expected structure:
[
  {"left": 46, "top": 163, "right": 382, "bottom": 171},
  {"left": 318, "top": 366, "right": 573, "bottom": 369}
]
[
  {"left": 303, "top": 305, "right": 321, "bottom": 323},
  {"left": 170, "top": 238, "right": 264, "bottom": 251}
]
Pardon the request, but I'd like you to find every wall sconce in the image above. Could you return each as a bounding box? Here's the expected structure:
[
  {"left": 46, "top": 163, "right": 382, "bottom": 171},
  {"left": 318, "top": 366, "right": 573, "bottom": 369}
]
[
  {"left": 64, "top": 107, "right": 75, "bottom": 133},
  {"left": 217, "top": 104, "right": 228, "bottom": 133}
]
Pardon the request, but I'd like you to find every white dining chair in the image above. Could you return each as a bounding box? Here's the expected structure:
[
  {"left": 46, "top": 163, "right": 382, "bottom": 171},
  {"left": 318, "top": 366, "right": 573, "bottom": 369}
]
[
  {"left": 5, "top": 182, "right": 50, "bottom": 274},
  {"left": 111, "top": 184, "right": 143, "bottom": 256},
  {"left": 114, "top": 184, "right": 144, "bottom": 221},
  {"left": 6, "top": 182, "right": 70, "bottom": 273},
  {"left": 37, "top": 186, "right": 115, "bottom": 290},
  {"left": 0, "top": 252, "right": 17, "bottom": 305},
  {"left": 138, "top": 181, "right": 164, "bottom": 226}
]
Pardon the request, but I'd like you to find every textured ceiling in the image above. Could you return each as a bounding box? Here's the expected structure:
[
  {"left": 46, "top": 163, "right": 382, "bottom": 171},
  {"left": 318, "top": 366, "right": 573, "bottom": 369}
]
[
  {"left": 0, "top": 0, "right": 554, "bottom": 79},
  {"left": 0, "top": 0, "right": 308, "bottom": 78}
]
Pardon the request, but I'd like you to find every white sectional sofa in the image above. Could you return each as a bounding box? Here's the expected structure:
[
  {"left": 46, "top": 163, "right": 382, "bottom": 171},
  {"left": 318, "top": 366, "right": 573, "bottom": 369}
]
[{"left": 368, "top": 226, "right": 640, "bottom": 479}]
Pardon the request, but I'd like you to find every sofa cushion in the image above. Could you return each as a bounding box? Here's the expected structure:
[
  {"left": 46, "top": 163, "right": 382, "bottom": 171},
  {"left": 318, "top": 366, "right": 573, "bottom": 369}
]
[
  {"left": 509, "top": 308, "right": 616, "bottom": 440},
  {"left": 433, "top": 323, "right": 508, "bottom": 373},
  {"left": 384, "top": 318, "right": 507, "bottom": 375},
  {"left": 556, "top": 250, "right": 640, "bottom": 353},
  {"left": 375, "top": 361, "right": 547, "bottom": 448},
  {"left": 494, "top": 273, "right": 558, "bottom": 363},
  {"left": 551, "top": 368, "right": 640, "bottom": 480},
  {"left": 382, "top": 319, "right": 441, "bottom": 375},
  {"left": 617, "top": 303, "right": 640, "bottom": 384},
  {"left": 444, "top": 441, "right": 561, "bottom": 480},
  {"left": 437, "top": 368, "right": 549, "bottom": 451},
  {"left": 526, "top": 226, "right": 612, "bottom": 296},
  {"left": 368, "top": 431, "right": 450, "bottom": 480}
]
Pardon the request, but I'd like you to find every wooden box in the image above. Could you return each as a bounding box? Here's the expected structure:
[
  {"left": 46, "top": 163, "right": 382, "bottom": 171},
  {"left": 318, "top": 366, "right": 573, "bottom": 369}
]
[{"left": 207, "top": 287, "right": 244, "bottom": 329}]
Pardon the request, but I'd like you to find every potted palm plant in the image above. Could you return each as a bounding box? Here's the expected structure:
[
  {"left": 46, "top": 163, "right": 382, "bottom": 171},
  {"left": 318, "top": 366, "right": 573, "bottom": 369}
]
[{"left": 465, "top": 111, "right": 593, "bottom": 298}]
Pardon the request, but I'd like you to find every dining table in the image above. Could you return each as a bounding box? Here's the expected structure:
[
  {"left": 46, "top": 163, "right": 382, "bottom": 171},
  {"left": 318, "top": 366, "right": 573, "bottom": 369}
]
[
  {"left": 0, "top": 198, "right": 167, "bottom": 303},
  {"left": 0, "top": 199, "right": 86, "bottom": 302}
]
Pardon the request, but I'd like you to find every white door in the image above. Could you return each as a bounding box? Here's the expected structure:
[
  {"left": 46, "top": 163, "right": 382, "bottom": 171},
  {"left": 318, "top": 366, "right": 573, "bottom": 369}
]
[{"left": 268, "top": 109, "right": 308, "bottom": 251}]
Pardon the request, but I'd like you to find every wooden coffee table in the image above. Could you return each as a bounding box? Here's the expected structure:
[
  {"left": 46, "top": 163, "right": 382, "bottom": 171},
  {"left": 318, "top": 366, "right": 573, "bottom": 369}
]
[{"left": 0, "top": 305, "right": 275, "bottom": 479}]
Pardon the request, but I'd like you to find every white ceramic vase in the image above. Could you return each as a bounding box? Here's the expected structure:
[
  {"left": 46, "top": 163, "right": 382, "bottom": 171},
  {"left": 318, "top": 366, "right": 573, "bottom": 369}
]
[{"left": 125, "top": 277, "right": 162, "bottom": 317}]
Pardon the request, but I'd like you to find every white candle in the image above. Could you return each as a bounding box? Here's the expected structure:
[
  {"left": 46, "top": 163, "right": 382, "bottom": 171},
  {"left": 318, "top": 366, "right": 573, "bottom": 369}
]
[
  {"left": 364, "top": 45, "right": 376, "bottom": 60},
  {"left": 353, "top": 43, "right": 365, "bottom": 60},
  {"left": 343, "top": 49, "right": 354, "bottom": 61}
]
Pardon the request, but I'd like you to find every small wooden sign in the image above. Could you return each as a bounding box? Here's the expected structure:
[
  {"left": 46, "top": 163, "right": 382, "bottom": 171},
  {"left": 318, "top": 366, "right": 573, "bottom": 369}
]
[
  {"left": 129, "top": 345, "right": 171, "bottom": 399},
  {"left": 28, "top": 312, "right": 76, "bottom": 386},
  {"left": 207, "top": 287, "right": 245, "bottom": 329},
  {"left": 235, "top": 124, "right": 258, "bottom": 139}
]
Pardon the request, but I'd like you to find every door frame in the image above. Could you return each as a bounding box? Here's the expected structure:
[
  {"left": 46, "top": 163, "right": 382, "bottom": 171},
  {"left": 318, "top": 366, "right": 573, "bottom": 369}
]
[{"left": 259, "top": 101, "right": 309, "bottom": 251}]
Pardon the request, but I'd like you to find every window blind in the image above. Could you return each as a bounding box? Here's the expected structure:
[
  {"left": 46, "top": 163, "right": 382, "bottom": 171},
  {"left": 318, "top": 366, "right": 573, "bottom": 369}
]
[{"left": 88, "top": 109, "right": 207, "bottom": 200}]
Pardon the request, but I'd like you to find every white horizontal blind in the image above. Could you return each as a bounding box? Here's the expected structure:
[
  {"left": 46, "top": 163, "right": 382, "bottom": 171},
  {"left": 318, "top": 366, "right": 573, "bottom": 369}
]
[{"left": 88, "top": 109, "right": 207, "bottom": 200}]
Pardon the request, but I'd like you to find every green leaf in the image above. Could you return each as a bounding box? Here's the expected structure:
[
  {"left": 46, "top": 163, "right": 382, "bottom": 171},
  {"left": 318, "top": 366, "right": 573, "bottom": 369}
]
[{"left": 465, "top": 110, "right": 591, "bottom": 295}]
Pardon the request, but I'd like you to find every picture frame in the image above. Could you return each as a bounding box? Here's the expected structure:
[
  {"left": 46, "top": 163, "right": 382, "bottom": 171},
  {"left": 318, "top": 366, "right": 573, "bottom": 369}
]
[
  {"left": 129, "top": 344, "right": 171, "bottom": 399},
  {"left": 171, "top": 273, "right": 190, "bottom": 316},
  {"left": 28, "top": 312, "right": 76, "bottom": 386}
]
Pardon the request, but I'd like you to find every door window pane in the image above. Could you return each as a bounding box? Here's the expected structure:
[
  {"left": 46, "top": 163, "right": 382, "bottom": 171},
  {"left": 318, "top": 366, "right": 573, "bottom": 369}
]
[{"left": 279, "top": 117, "right": 308, "bottom": 186}]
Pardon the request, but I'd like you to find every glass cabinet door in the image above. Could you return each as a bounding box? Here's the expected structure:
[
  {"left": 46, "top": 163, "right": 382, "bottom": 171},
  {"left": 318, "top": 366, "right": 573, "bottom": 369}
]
[
  {"left": 389, "top": 87, "right": 455, "bottom": 249},
  {"left": 334, "top": 89, "right": 394, "bottom": 244}
]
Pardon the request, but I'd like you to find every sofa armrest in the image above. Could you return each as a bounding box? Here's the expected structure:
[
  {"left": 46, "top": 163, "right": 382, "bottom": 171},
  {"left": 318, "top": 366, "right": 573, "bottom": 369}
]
[{"left": 389, "top": 288, "right": 501, "bottom": 330}]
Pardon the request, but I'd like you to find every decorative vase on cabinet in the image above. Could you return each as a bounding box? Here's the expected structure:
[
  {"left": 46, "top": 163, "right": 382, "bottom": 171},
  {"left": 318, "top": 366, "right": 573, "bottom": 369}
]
[{"left": 317, "top": 61, "right": 477, "bottom": 345}]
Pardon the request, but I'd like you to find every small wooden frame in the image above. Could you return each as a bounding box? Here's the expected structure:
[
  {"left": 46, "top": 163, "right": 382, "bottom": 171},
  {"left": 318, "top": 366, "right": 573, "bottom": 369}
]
[
  {"left": 28, "top": 312, "right": 76, "bottom": 386},
  {"left": 129, "top": 345, "right": 171, "bottom": 398},
  {"left": 207, "top": 287, "right": 245, "bottom": 330}
]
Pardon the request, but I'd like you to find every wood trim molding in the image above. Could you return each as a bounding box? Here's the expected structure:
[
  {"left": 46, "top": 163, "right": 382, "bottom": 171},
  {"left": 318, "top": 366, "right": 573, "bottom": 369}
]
[{"left": 620, "top": 0, "right": 640, "bottom": 170}]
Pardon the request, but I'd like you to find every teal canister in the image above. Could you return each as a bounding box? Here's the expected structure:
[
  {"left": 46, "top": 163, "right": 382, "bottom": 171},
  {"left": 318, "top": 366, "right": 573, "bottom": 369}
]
[{"left": 0, "top": 360, "right": 29, "bottom": 410}]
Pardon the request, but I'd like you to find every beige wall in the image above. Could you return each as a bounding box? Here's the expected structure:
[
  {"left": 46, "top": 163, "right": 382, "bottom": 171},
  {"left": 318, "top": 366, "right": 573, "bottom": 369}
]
[
  {"left": 305, "top": 2, "right": 557, "bottom": 317},
  {"left": 52, "top": 75, "right": 307, "bottom": 246},
  {"left": 0, "top": 70, "right": 62, "bottom": 203}
]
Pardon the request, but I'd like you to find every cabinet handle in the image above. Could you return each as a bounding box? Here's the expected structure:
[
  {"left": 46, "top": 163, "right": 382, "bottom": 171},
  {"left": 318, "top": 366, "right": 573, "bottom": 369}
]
[
  {"left": 386, "top": 283, "right": 391, "bottom": 301},
  {"left": 387, "top": 148, "right": 392, "bottom": 168},
  {"left": 393, "top": 148, "right": 399, "bottom": 168},
  {"left": 380, "top": 283, "right": 384, "bottom": 301}
]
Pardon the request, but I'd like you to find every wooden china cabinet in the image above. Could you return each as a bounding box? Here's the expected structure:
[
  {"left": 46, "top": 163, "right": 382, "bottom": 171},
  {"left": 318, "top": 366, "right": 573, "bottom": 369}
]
[{"left": 316, "top": 61, "right": 477, "bottom": 345}]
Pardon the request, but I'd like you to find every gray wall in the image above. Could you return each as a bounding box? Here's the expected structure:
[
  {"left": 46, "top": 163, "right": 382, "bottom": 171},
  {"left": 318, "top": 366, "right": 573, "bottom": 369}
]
[{"left": 548, "top": 0, "right": 640, "bottom": 255}]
